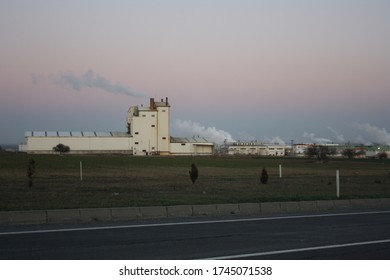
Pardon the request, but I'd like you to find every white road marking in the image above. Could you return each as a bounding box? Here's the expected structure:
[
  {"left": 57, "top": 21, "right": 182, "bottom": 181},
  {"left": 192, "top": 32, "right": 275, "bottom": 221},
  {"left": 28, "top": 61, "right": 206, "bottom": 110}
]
[
  {"left": 1, "top": 210, "right": 389, "bottom": 236},
  {"left": 204, "top": 239, "right": 390, "bottom": 260}
]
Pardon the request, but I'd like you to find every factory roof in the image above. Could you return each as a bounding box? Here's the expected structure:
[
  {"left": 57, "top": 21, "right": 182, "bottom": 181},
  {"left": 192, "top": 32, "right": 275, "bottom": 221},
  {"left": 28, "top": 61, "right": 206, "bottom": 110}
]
[
  {"left": 25, "top": 131, "right": 130, "bottom": 137},
  {"left": 170, "top": 136, "right": 213, "bottom": 144}
]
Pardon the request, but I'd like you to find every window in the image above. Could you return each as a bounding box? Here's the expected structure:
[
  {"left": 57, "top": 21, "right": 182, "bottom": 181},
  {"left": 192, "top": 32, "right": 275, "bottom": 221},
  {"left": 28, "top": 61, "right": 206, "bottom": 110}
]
[
  {"left": 151, "top": 125, "right": 155, "bottom": 127},
  {"left": 142, "top": 114, "right": 146, "bottom": 117},
  {"left": 127, "top": 123, "right": 131, "bottom": 134},
  {"left": 135, "top": 142, "right": 139, "bottom": 145},
  {"left": 135, "top": 132, "right": 139, "bottom": 135},
  {"left": 162, "top": 137, "right": 166, "bottom": 140},
  {"left": 181, "top": 143, "right": 186, "bottom": 146},
  {"left": 151, "top": 114, "right": 155, "bottom": 117}
]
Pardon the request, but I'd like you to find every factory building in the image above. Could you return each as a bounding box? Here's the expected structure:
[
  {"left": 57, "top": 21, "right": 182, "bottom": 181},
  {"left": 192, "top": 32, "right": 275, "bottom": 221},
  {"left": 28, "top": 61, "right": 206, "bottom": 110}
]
[
  {"left": 24, "top": 98, "right": 214, "bottom": 155},
  {"left": 127, "top": 97, "right": 171, "bottom": 155}
]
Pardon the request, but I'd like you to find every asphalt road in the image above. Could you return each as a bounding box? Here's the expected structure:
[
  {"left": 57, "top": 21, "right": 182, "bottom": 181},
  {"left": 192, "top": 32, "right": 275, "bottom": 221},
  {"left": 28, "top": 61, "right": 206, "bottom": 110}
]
[{"left": 1, "top": 209, "right": 390, "bottom": 260}]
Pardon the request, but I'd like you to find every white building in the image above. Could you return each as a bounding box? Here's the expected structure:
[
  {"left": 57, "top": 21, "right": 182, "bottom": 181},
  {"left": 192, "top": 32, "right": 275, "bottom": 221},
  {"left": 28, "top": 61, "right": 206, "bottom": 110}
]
[
  {"left": 292, "top": 144, "right": 310, "bottom": 156},
  {"left": 223, "top": 141, "right": 286, "bottom": 156},
  {"left": 24, "top": 97, "right": 214, "bottom": 155},
  {"left": 127, "top": 98, "right": 171, "bottom": 155}
]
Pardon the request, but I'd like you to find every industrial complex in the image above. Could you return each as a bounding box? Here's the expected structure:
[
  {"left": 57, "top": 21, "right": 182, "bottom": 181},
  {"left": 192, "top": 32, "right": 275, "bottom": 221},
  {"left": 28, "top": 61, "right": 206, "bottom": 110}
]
[
  {"left": 24, "top": 98, "right": 214, "bottom": 155},
  {"left": 21, "top": 97, "right": 389, "bottom": 158}
]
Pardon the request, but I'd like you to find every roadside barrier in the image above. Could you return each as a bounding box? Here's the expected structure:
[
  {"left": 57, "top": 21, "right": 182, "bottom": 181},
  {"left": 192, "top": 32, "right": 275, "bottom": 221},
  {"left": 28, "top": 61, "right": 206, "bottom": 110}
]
[{"left": 1, "top": 198, "right": 390, "bottom": 225}]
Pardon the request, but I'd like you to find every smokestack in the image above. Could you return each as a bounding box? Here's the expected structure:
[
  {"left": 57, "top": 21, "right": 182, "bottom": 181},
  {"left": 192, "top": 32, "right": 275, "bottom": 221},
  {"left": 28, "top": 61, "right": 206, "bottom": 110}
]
[
  {"left": 150, "top": 98, "right": 155, "bottom": 109},
  {"left": 166, "top": 97, "right": 169, "bottom": 106}
]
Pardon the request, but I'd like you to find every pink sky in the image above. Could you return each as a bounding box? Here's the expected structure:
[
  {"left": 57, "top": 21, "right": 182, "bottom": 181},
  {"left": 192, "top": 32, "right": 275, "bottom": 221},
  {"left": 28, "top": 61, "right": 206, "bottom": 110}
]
[{"left": 1, "top": 0, "right": 389, "bottom": 144}]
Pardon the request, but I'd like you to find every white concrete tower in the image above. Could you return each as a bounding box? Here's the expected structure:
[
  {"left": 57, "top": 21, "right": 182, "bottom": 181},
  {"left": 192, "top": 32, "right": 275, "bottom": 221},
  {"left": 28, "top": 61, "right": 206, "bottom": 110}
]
[
  {"left": 156, "top": 97, "right": 170, "bottom": 155},
  {"left": 126, "top": 97, "right": 170, "bottom": 155}
]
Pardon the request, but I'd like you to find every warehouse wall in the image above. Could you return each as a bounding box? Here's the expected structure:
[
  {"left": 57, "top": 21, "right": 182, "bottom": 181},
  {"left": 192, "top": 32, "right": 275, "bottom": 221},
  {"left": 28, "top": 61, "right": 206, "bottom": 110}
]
[
  {"left": 170, "top": 143, "right": 213, "bottom": 155},
  {"left": 27, "top": 136, "right": 133, "bottom": 153}
]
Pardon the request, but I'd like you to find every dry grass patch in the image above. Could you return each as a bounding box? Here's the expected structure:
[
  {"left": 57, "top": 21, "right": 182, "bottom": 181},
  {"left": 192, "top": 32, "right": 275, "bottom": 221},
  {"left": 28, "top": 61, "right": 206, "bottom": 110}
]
[{"left": 0, "top": 153, "right": 389, "bottom": 210}]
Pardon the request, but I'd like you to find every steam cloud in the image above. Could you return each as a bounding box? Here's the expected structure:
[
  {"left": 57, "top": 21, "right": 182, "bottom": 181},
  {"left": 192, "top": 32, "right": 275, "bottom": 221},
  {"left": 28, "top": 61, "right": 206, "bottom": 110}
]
[
  {"left": 353, "top": 123, "right": 390, "bottom": 145},
  {"left": 31, "top": 73, "right": 45, "bottom": 85},
  {"left": 173, "top": 119, "right": 235, "bottom": 144},
  {"left": 327, "top": 126, "right": 345, "bottom": 143},
  {"left": 52, "top": 70, "right": 147, "bottom": 98},
  {"left": 263, "top": 136, "right": 286, "bottom": 145},
  {"left": 302, "top": 132, "right": 332, "bottom": 144}
]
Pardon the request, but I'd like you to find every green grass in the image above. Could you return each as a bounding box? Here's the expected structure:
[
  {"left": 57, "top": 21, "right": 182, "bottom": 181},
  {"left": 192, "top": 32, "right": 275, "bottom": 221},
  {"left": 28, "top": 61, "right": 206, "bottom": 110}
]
[{"left": 0, "top": 153, "right": 389, "bottom": 211}]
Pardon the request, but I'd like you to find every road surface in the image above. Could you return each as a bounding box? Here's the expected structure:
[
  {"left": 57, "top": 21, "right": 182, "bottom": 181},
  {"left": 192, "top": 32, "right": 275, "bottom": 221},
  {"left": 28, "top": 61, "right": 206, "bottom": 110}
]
[{"left": 1, "top": 209, "right": 389, "bottom": 259}]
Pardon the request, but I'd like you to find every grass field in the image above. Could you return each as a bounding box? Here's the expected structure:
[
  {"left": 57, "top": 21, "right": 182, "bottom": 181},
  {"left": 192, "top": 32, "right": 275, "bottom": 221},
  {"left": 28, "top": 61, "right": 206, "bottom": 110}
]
[{"left": 0, "top": 153, "right": 389, "bottom": 211}]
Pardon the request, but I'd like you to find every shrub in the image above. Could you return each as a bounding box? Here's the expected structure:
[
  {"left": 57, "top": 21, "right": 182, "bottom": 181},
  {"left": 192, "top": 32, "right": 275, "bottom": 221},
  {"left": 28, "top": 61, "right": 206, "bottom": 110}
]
[
  {"left": 342, "top": 148, "right": 357, "bottom": 159},
  {"left": 53, "top": 143, "right": 70, "bottom": 154},
  {"left": 260, "top": 167, "right": 268, "bottom": 184},
  {"left": 189, "top": 163, "right": 199, "bottom": 184},
  {"left": 27, "top": 159, "right": 35, "bottom": 188},
  {"left": 378, "top": 152, "right": 388, "bottom": 160}
]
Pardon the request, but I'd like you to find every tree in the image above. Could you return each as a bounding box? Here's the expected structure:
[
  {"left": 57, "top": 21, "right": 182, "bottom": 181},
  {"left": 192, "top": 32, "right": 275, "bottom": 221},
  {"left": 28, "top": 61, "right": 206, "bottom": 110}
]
[
  {"left": 189, "top": 163, "right": 199, "bottom": 184},
  {"left": 306, "top": 145, "right": 336, "bottom": 162},
  {"left": 306, "top": 146, "right": 318, "bottom": 159},
  {"left": 356, "top": 149, "right": 366, "bottom": 158},
  {"left": 342, "top": 148, "right": 357, "bottom": 159},
  {"left": 378, "top": 152, "right": 388, "bottom": 160},
  {"left": 53, "top": 143, "right": 70, "bottom": 154},
  {"left": 260, "top": 167, "right": 268, "bottom": 184},
  {"left": 27, "top": 159, "right": 35, "bottom": 188}
]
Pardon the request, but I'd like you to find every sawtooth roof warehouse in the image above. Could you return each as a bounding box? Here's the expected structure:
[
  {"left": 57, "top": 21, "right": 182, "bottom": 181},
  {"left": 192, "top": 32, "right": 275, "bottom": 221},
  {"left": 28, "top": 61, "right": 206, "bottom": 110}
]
[{"left": 24, "top": 98, "right": 214, "bottom": 156}]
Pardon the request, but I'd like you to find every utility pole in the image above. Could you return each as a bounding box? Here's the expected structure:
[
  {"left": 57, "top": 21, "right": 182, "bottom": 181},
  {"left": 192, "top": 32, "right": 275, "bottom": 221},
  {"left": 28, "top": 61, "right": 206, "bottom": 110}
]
[{"left": 336, "top": 170, "right": 340, "bottom": 198}]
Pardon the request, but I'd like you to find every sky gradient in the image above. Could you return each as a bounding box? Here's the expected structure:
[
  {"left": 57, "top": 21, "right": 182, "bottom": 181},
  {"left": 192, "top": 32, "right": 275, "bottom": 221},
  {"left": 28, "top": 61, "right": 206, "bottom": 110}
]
[{"left": 1, "top": 0, "right": 389, "bottom": 145}]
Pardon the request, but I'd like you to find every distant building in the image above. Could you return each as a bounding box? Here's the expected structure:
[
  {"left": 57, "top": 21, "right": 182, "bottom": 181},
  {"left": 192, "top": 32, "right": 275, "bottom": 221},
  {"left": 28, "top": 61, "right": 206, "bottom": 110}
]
[
  {"left": 222, "top": 141, "right": 286, "bottom": 156},
  {"left": 292, "top": 143, "right": 340, "bottom": 157},
  {"left": 220, "top": 140, "right": 389, "bottom": 159},
  {"left": 23, "top": 97, "right": 214, "bottom": 155},
  {"left": 292, "top": 144, "right": 310, "bottom": 156},
  {"left": 364, "top": 145, "right": 390, "bottom": 158}
]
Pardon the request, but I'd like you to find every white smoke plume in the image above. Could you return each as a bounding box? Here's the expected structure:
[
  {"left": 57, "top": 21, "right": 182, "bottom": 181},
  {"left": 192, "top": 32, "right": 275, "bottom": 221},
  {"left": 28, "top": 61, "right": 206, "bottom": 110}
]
[
  {"left": 327, "top": 126, "right": 345, "bottom": 143},
  {"left": 302, "top": 132, "right": 332, "bottom": 144},
  {"left": 52, "top": 70, "right": 147, "bottom": 98},
  {"left": 352, "top": 123, "right": 390, "bottom": 145},
  {"left": 237, "top": 131, "right": 256, "bottom": 142},
  {"left": 31, "top": 73, "right": 45, "bottom": 85},
  {"left": 173, "top": 119, "right": 235, "bottom": 144},
  {"left": 263, "top": 136, "right": 286, "bottom": 145},
  {"left": 354, "top": 135, "right": 371, "bottom": 146}
]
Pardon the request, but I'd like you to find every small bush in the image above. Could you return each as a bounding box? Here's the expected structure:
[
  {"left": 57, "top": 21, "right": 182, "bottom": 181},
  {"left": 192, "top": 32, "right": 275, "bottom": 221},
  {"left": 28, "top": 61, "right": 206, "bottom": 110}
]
[
  {"left": 260, "top": 167, "right": 268, "bottom": 184},
  {"left": 27, "top": 159, "right": 35, "bottom": 188},
  {"left": 189, "top": 163, "right": 199, "bottom": 184},
  {"left": 53, "top": 143, "right": 70, "bottom": 154},
  {"left": 378, "top": 152, "right": 388, "bottom": 160}
]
